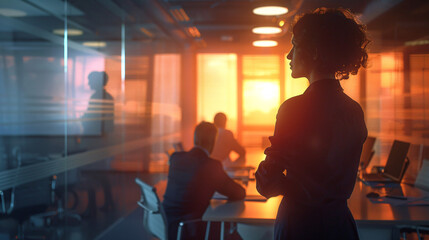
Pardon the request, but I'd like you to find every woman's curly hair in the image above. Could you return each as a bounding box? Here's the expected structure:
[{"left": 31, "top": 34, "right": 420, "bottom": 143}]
[{"left": 292, "top": 8, "right": 370, "bottom": 80}]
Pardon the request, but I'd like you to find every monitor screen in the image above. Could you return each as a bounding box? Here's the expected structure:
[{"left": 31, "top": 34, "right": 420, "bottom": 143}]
[{"left": 383, "top": 140, "right": 410, "bottom": 180}]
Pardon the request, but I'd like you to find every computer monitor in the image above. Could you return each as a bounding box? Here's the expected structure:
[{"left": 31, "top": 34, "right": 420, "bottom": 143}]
[{"left": 383, "top": 140, "right": 411, "bottom": 181}]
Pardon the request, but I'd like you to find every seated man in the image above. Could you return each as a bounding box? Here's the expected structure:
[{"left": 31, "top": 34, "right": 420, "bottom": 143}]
[
  {"left": 211, "top": 112, "right": 246, "bottom": 166},
  {"left": 162, "top": 121, "right": 245, "bottom": 240}
]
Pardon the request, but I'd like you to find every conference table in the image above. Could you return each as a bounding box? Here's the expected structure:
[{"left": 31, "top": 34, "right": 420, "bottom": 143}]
[{"left": 203, "top": 150, "right": 429, "bottom": 240}]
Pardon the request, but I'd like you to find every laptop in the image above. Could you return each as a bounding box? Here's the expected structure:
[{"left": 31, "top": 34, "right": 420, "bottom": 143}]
[
  {"left": 212, "top": 192, "right": 267, "bottom": 202},
  {"left": 359, "top": 136, "right": 376, "bottom": 171},
  {"left": 361, "top": 140, "right": 410, "bottom": 183}
]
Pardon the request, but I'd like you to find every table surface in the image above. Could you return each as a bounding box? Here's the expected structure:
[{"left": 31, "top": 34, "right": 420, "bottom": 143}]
[
  {"left": 203, "top": 148, "right": 429, "bottom": 225},
  {"left": 204, "top": 180, "right": 281, "bottom": 224},
  {"left": 204, "top": 179, "right": 429, "bottom": 224}
]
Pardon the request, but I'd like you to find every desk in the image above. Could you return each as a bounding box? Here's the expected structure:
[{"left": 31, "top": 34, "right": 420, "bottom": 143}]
[
  {"left": 350, "top": 181, "right": 429, "bottom": 240},
  {"left": 203, "top": 180, "right": 279, "bottom": 240},
  {"left": 205, "top": 180, "right": 280, "bottom": 224},
  {"left": 203, "top": 180, "right": 429, "bottom": 240}
]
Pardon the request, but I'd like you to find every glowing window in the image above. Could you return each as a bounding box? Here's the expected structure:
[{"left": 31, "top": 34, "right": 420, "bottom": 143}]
[
  {"left": 197, "top": 54, "right": 237, "bottom": 133},
  {"left": 242, "top": 55, "right": 280, "bottom": 127},
  {"left": 284, "top": 57, "right": 308, "bottom": 100}
]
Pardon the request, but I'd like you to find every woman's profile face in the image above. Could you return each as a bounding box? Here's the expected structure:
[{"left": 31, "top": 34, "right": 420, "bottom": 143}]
[{"left": 287, "top": 37, "right": 312, "bottom": 79}]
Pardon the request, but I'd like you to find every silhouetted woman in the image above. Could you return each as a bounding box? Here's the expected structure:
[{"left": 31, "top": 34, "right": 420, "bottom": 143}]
[{"left": 255, "top": 8, "right": 370, "bottom": 240}]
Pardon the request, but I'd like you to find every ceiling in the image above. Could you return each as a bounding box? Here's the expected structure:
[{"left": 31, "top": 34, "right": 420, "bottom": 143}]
[{"left": 1, "top": 0, "right": 428, "bottom": 55}]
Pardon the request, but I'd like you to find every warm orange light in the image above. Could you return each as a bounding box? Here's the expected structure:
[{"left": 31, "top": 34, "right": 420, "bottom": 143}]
[
  {"left": 140, "top": 27, "right": 154, "bottom": 37},
  {"left": 253, "top": 40, "right": 278, "bottom": 47},
  {"left": 284, "top": 57, "right": 308, "bottom": 99},
  {"left": 381, "top": 54, "right": 396, "bottom": 88},
  {"left": 253, "top": 6, "right": 288, "bottom": 16},
  {"left": 244, "top": 81, "right": 279, "bottom": 113},
  {"left": 169, "top": 7, "right": 190, "bottom": 22},
  {"left": 252, "top": 27, "right": 282, "bottom": 34},
  {"left": 187, "top": 26, "right": 201, "bottom": 38},
  {"left": 197, "top": 54, "right": 238, "bottom": 134},
  {"left": 243, "top": 80, "right": 279, "bottom": 126},
  {"left": 278, "top": 20, "right": 285, "bottom": 27}
]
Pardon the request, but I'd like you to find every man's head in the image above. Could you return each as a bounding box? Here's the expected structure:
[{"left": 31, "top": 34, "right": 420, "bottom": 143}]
[
  {"left": 194, "top": 121, "right": 217, "bottom": 154},
  {"left": 88, "top": 71, "right": 109, "bottom": 90},
  {"left": 213, "top": 112, "right": 227, "bottom": 129}
]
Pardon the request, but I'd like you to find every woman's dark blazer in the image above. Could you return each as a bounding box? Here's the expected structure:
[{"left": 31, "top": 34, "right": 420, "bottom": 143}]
[{"left": 256, "top": 79, "right": 367, "bottom": 240}]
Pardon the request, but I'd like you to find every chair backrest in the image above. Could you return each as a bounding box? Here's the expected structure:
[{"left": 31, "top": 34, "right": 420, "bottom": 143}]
[
  {"left": 415, "top": 159, "right": 429, "bottom": 191},
  {"left": 13, "top": 179, "right": 52, "bottom": 210},
  {"left": 166, "top": 148, "right": 175, "bottom": 158},
  {"left": 135, "top": 178, "right": 168, "bottom": 240},
  {"left": 1, "top": 149, "right": 52, "bottom": 215},
  {"left": 173, "top": 142, "right": 184, "bottom": 152}
]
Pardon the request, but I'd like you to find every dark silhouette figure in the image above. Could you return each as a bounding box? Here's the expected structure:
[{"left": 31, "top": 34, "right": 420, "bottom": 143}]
[
  {"left": 211, "top": 112, "right": 246, "bottom": 166},
  {"left": 163, "top": 122, "right": 245, "bottom": 240},
  {"left": 81, "top": 71, "right": 115, "bottom": 218},
  {"left": 255, "top": 8, "right": 370, "bottom": 240},
  {"left": 82, "top": 71, "right": 114, "bottom": 135}
]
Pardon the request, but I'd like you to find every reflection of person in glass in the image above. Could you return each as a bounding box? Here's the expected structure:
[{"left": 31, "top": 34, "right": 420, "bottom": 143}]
[
  {"left": 211, "top": 112, "right": 246, "bottom": 167},
  {"left": 82, "top": 71, "right": 114, "bottom": 136},
  {"left": 256, "top": 8, "right": 369, "bottom": 240},
  {"left": 81, "top": 71, "right": 115, "bottom": 217}
]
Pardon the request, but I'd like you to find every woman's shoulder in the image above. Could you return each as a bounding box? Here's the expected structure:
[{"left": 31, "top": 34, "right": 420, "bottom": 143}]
[
  {"left": 278, "top": 94, "right": 306, "bottom": 111},
  {"left": 341, "top": 92, "right": 364, "bottom": 112}
]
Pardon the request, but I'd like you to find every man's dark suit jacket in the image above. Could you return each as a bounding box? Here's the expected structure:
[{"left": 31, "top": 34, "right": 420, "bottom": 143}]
[
  {"left": 256, "top": 79, "right": 367, "bottom": 240},
  {"left": 163, "top": 147, "right": 245, "bottom": 240}
]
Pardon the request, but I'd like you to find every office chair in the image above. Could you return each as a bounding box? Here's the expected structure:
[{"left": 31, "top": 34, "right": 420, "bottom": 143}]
[
  {"left": 172, "top": 142, "right": 184, "bottom": 152},
  {"left": 0, "top": 147, "right": 54, "bottom": 239},
  {"left": 0, "top": 179, "right": 54, "bottom": 239},
  {"left": 27, "top": 151, "right": 82, "bottom": 227},
  {"left": 135, "top": 178, "right": 205, "bottom": 240},
  {"left": 415, "top": 159, "right": 429, "bottom": 191},
  {"left": 165, "top": 148, "right": 175, "bottom": 158},
  {"left": 396, "top": 163, "right": 429, "bottom": 240},
  {"left": 397, "top": 225, "right": 429, "bottom": 240}
]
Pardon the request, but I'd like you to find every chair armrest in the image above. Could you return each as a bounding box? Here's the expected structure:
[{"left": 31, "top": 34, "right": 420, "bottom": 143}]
[
  {"left": 137, "top": 200, "right": 159, "bottom": 214},
  {"left": 7, "top": 188, "right": 15, "bottom": 214},
  {"left": 51, "top": 175, "right": 57, "bottom": 204},
  {"left": 0, "top": 191, "right": 5, "bottom": 213},
  {"left": 179, "top": 218, "right": 203, "bottom": 226},
  {"left": 0, "top": 189, "right": 15, "bottom": 215},
  {"left": 397, "top": 225, "right": 429, "bottom": 233}
]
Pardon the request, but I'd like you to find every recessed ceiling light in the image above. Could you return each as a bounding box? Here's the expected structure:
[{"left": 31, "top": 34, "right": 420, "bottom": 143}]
[
  {"left": 0, "top": 8, "right": 27, "bottom": 17},
  {"left": 221, "top": 35, "right": 233, "bottom": 41},
  {"left": 53, "top": 28, "right": 83, "bottom": 36},
  {"left": 253, "top": 6, "right": 288, "bottom": 16},
  {"left": 253, "top": 40, "right": 278, "bottom": 47},
  {"left": 140, "top": 27, "right": 154, "bottom": 38},
  {"left": 83, "top": 41, "right": 106, "bottom": 48},
  {"left": 252, "top": 27, "right": 282, "bottom": 34}
]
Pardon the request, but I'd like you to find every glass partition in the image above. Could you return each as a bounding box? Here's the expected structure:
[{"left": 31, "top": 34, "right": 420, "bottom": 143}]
[{"left": 0, "top": 0, "right": 181, "bottom": 238}]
